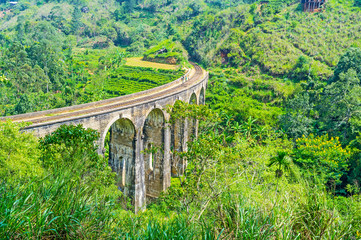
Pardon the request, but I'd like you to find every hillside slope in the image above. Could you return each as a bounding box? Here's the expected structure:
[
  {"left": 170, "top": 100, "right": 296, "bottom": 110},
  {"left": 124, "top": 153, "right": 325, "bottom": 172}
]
[{"left": 186, "top": 0, "right": 361, "bottom": 79}]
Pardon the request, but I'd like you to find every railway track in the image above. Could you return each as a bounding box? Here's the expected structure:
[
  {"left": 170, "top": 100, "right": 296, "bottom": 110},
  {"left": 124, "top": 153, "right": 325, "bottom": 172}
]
[{"left": 1, "top": 62, "right": 206, "bottom": 127}]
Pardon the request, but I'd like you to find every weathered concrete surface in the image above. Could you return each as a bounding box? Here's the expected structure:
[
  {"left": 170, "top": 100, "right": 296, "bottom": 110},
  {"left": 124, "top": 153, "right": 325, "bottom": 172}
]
[
  {"left": 1, "top": 63, "right": 208, "bottom": 212},
  {"left": 171, "top": 117, "right": 185, "bottom": 176},
  {"left": 142, "top": 108, "right": 165, "bottom": 200}
]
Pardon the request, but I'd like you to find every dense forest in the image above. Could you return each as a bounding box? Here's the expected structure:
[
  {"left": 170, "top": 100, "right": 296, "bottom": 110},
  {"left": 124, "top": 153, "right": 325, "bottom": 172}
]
[{"left": 1, "top": 0, "right": 361, "bottom": 239}]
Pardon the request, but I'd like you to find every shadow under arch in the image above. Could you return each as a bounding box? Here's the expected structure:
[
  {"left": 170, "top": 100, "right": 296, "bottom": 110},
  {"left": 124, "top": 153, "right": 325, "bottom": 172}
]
[
  {"left": 199, "top": 87, "right": 205, "bottom": 105},
  {"left": 188, "top": 92, "right": 198, "bottom": 140},
  {"left": 170, "top": 100, "right": 186, "bottom": 176},
  {"left": 107, "top": 118, "right": 136, "bottom": 200},
  {"left": 142, "top": 108, "right": 165, "bottom": 201},
  {"left": 189, "top": 92, "right": 198, "bottom": 105}
]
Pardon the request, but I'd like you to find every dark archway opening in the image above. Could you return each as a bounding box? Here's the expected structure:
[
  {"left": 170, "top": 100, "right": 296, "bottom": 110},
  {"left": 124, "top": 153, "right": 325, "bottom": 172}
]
[
  {"left": 188, "top": 93, "right": 198, "bottom": 140},
  {"left": 200, "top": 88, "right": 205, "bottom": 105},
  {"left": 106, "top": 118, "right": 136, "bottom": 201}
]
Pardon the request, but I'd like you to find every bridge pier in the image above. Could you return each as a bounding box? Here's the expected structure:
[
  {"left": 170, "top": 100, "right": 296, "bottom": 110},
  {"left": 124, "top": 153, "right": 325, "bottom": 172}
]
[
  {"left": 171, "top": 118, "right": 185, "bottom": 176},
  {"left": 163, "top": 122, "right": 171, "bottom": 190},
  {"left": 142, "top": 108, "right": 166, "bottom": 201},
  {"left": 135, "top": 130, "right": 146, "bottom": 212}
]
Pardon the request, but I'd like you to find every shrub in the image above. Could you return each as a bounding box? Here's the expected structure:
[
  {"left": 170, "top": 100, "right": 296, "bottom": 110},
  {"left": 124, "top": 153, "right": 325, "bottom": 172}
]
[
  {"left": 294, "top": 134, "right": 350, "bottom": 187},
  {"left": 0, "top": 120, "right": 43, "bottom": 182},
  {"left": 143, "top": 39, "right": 188, "bottom": 65},
  {"left": 39, "top": 124, "right": 116, "bottom": 190}
]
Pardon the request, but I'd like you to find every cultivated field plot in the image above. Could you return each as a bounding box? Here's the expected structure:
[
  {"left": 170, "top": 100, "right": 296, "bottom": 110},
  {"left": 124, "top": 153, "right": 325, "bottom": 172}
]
[
  {"left": 104, "top": 66, "right": 184, "bottom": 97},
  {"left": 71, "top": 48, "right": 184, "bottom": 99},
  {"left": 125, "top": 57, "right": 179, "bottom": 70}
]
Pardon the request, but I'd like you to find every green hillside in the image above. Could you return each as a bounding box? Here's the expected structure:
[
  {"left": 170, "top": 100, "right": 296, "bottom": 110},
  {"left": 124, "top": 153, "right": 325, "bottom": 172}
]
[{"left": 1, "top": 0, "right": 361, "bottom": 239}]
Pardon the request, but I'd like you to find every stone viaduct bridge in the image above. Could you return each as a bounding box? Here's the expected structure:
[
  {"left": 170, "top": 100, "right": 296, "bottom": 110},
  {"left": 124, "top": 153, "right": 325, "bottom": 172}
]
[{"left": 1, "top": 63, "right": 208, "bottom": 212}]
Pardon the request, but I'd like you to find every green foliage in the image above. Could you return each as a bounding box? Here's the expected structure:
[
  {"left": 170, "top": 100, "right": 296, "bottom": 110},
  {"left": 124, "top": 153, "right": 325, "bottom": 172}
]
[
  {"left": 0, "top": 171, "right": 119, "bottom": 239},
  {"left": 143, "top": 39, "right": 188, "bottom": 65},
  {"left": 319, "top": 48, "right": 361, "bottom": 142},
  {"left": 114, "top": 214, "right": 205, "bottom": 239},
  {"left": 39, "top": 124, "right": 116, "bottom": 189},
  {"left": 104, "top": 66, "right": 184, "bottom": 97},
  {"left": 39, "top": 124, "right": 99, "bottom": 167},
  {"left": 333, "top": 47, "right": 361, "bottom": 82},
  {"left": 345, "top": 135, "right": 361, "bottom": 189},
  {"left": 184, "top": 0, "right": 358, "bottom": 81},
  {"left": 0, "top": 120, "right": 42, "bottom": 182},
  {"left": 280, "top": 92, "right": 316, "bottom": 139},
  {"left": 0, "top": 121, "right": 123, "bottom": 239},
  {"left": 159, "top": 103, "right": 357, "bottom": 239},
  {"left": 268, "top": 151, "right": 298, "bottom": 179},
  {"left": 71, "top": 6, "right": 82, "bottom": 34},
  {"left": 292, "top": 55, "right": 312, "bottom": 81},
  {"left": 294, "top": 134, "right": 350, "bottom": 186},
  {"left": 321, "top": 68, "right": 361, "bottom": 141},
  {"left": 206, "top": 69, "right": 295, "bottom": 127},
  {"left": 0, "top": 45, "right": 184, "bottom": 116},
  {"left": 283, "top": 47, "right": 361, "bottom": 144},
  {"left": 2, "top": 102, "right": 361, "bottom": 239},
  {"left": 291, "top": 185, "right": 352, "bottom": 240}
]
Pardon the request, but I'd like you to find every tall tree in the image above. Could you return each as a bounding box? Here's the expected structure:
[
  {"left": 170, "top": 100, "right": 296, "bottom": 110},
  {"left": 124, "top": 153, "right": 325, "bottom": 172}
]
[
  {"left": 321, "top": 69, "right": 361, "bottom": 141},
  {"left": 71, "top": 6, "right": 82, "bottom": 38},
  {"left": 332, "top": 48, "right": 361, "bottom": 83}
]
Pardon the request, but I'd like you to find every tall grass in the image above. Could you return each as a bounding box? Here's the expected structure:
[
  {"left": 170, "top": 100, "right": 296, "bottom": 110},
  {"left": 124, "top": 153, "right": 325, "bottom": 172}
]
[
  {"left": 116, "top": 217, "right": 202, "bottom": 240},
  {"left": 211, "top": 194, "right": 276, "bottom": 239},
  {"left": 0, "top": 171, "right": 358, "bottom": 239},
  {"left": 0, "top": 171, "right": 117, "bottom": 239}
]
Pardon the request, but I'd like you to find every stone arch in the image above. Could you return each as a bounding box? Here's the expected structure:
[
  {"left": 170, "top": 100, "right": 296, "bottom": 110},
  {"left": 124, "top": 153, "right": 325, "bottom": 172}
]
[
  {"left": 107, "top": 118, "right": 136, "bottom": 199},
  {"left": 199, "top": 87, "right": 205, "bottom": 105},
  {"left": 142, "top": 108, "right": 165, "bottom": 201},
  {"left": 100, "top": 114, "right": 134, "bottom": 151},
  {"left": 142, "top": 104, "right": 169, "bottom": 124},
  {"left": 170, "top": 100, "right": 186, "bottom": 176},
  {"left": 188, "top": 92, "right": 198, "bottom": 141},
  {"left": 189, "top": 92, "right": 198, "bottom": 105}
]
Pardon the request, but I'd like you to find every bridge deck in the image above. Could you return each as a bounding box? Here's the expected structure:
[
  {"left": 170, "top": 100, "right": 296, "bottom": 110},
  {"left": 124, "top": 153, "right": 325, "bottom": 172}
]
[{"left": 1, "top": 63, "right": 206, "bottom": 127}]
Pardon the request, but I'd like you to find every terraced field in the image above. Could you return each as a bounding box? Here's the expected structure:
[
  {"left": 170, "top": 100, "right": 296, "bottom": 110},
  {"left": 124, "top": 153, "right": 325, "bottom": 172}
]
[{"left": 105, "top": 66, "right": 184, "bottom": 97}]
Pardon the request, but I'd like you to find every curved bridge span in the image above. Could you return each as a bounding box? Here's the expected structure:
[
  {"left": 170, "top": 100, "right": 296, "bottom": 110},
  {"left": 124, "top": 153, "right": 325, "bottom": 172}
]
[{"left": 2, "top": 63, "right": 208, "bottom": 212}]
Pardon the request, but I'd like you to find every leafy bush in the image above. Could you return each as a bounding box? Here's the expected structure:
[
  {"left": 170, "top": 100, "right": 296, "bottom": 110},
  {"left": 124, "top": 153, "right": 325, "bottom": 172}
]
[
  {"left": 39, "top": 124, "right": 116, "bottom": 190},
  {"left": 143, "top": 39, "right": 188, "bottom": 65},
  {"left": 333, "top": 47, "right": 361, "bottom": 82},
  {"left": 294, "top": 134, "right": 350, "bottom": 187},
  {"left": 0, "top": 120, "right": 43, "bottom": 182}
]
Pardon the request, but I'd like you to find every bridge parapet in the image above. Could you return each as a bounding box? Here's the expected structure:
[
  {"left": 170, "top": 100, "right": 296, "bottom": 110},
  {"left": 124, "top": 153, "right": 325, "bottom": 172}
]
[{"left": 2, "top": 67, "right": 194, "bottom": 125}]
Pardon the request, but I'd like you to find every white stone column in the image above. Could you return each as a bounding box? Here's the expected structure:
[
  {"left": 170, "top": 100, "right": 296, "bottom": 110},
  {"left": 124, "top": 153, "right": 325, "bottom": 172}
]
[
  {"left": 183, "top": 118, "right": 189, "bottom": 152},
  {"left": 163, "top": 123, "right": 171, "bottom": 190},
  {"left": 134, "top": 130, "right": 146, "bottom": 213}
]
